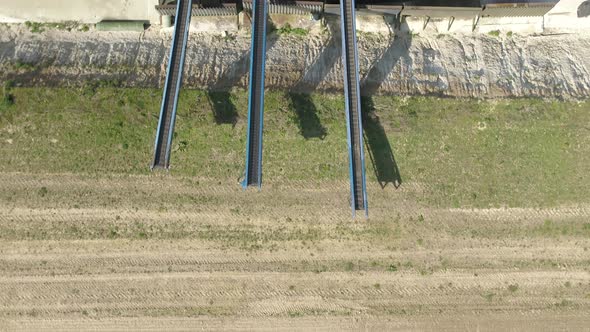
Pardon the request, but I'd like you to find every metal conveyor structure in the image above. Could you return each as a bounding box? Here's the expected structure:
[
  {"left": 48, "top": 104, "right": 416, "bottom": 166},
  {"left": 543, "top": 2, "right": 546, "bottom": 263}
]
[
  {"left": 340, "top": 0, "right": 368, "bottom": 217},
  {"left": 148, "top": 0, "right": 559, "bottom": 215},
  {"left": 242, "top": 0, "right": 269, "bottom": 189},
  {"left": 152, "top": 0, "right": 193, "bottom": 169}
]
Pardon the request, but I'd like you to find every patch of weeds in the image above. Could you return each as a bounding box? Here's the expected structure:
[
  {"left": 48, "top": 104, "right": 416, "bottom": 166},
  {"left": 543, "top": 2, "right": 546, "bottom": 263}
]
[
  {"left": 373, "top": 283, "right": 381, "bottom": 289},
  {"left": 1, "top": 81, "right": 15, "bottom": 107},
  {"left": 554, "top": 299, "right": 573, "bottom": 307},
  {"left": 507, "top": 284, "right": 518, "bottom": 293},
  {"left": 223, "top": 31, "right": 236, "bottom": 41},
  {"left": 565, "top": 281, "right": 572, "bottom": 288},
  {"left": 488, "top": 30, "right": 501, "bottom": 37},
  {"left": 14, "top": 60, "right": 37, "bottom": 71},
  {"left": 532, "top": 219, "right": 587, "bottom": 237},
  {"left": 313, "top": 265, "right": 327, "bottom": 273},
  {"left": 277, "top": 23, "right": 308, "bottom": 37},
  {"left": 537, "top": 219, "right": 556, "bottom": 236},
  {"left": 288, "top": 285, "right": 295, "bottom": 291},
  {"left": 97, "top": 79, "right": 123, "bottom": 88},
  {"left": 133, "top": 221, "right": 148, "bottom": 239},
  {"left": 25, "top": 21, "right": 80, "bottom": 33},
  {"left": 344, "top": 261, "right": 355, "bottom": 271},
  {"left": 25, "top": 21, "right": 45, "bottom": 33},
  {"left": 417, "top": 238, "right": 424, "bottom": 246},
  {"left": 419, "top": 268, "right": 432, "bottom": 276},
  {"left": 177, "top": 140, "right": 188, "bottom": 152},
  {"left": 81, "top": 79, "right": 122, "bottom": 96},
  {"left": 387, "top": 263, "right": 398, "bottom": 272},
  {"left": 482, "top": 292, "right": 495, "bottom": 301},
  {"left": 506, "top": 31, "right": 513, "bottom": 37},
  {"left": 108, "top": 227, "right": 119, "bottom": 239},
  {"left": 38, "top": 187, "right": 48, "bottom": 197},
  {"left": 288, "top": 311, "right": 304, "bottom": 317}
]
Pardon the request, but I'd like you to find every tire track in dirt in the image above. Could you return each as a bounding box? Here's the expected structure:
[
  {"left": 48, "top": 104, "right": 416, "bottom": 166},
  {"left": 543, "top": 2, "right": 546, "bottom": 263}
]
[
  {"left": 1, "top": 247, "right": 587, "bottom": 277},
  {"left": 0, "top": 172, "right": 426, "bottom": 223},
  {"left": 0, "top": 271, "right": 588, "bottom": 319},
  {"left": 1, "top": 172, "right": 590, "bottom": 325},
  {"left": 449, "top": 206, "right": 590, "bottom": 221},
  {"left": 3, "top": 172, "right": 589, "bottom": 224},
  {"left": 5, "top": 314, "right": 590, "bottom": 331}
]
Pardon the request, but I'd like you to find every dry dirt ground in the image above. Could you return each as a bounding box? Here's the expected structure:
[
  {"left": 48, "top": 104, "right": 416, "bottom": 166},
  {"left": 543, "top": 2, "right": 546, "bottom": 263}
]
[{"left": 0, "top": 172, "right": 589, "bottom": 331}]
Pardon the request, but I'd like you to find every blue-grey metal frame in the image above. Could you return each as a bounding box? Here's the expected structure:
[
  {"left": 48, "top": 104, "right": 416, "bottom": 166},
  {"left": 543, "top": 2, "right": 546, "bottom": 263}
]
[
  {"left": 152, "top": 0, "right": 193, "bottom": 170},
  {"left": 242, "top": 0, "right": 268, "bottom": 189},
  {"left": 340, "top": 0, "right": 369, "bottom": 217}
]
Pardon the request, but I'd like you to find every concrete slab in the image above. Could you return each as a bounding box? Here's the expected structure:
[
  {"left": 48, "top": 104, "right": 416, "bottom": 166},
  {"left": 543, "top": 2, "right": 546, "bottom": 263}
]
[
  {"left": 190, "top": 16, "right": 238, "bottom": 33},
  {"left": 0, "top": 0, "right": 160, "bottom": 24},
  {"left": 545, "top": 0, "right": 590, "bottom": 31}
]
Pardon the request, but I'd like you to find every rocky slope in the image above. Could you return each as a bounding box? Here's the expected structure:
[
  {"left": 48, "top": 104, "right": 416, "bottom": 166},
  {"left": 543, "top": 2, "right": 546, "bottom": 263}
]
[{"left": 1, "top": 24, "right": 590, "bottom": 98}]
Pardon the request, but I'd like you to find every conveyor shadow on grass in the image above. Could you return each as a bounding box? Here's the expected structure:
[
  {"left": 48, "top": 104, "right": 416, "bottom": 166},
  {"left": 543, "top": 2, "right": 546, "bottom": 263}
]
[
  {"left": 288, "top": 21, "right": 342, "bottom": 139},
  {"left": 289, "top": 93, "right": 327, "bottom": 139},
  {"left": 208, "top": 91, "right": 238, "bottom": 125},
  {"left": 362, "top": 97, "right": 402, "bottom": 189},
  {"left": 206, "top": 23, "right": 279, "bottom": 126},
  {"left": 361, "top": 19, "right": 410, "bottom": 189}
]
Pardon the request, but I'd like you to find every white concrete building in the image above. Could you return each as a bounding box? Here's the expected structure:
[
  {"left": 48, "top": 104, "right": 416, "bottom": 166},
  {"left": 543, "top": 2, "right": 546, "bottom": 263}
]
[
  {"left": 0, "top": 0, "right": 588, "bottom": 32},
  {"left": 0, "top": 0, "right": 161, "bottom": 24}
]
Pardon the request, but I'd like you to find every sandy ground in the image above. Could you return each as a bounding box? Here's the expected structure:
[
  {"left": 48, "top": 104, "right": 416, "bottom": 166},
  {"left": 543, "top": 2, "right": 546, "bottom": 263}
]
[{"left": 0, "top": 171, "right": 589, "bottom": 330}]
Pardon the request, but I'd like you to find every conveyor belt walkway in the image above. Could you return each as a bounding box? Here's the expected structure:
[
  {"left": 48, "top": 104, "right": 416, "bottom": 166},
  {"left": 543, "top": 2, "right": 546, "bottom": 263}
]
[
  {"left": 242, "top": 0, "right": 268, "bottom": 189},
  {"left": 340, "top": 0, "right": 368, "bottom": 217},
  {"left": 152, "top": 0, "right": 193, "bottom": 169}
]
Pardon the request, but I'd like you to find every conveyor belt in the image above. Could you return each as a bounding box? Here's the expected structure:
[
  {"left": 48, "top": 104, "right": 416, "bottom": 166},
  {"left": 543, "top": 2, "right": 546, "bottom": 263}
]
[
  {"left": 152, "top": 0, "right": 193, "bottom": 169},
  {"left": 340, "top": 0, "right": 368, "bottom": 216},
  {"left": 242, "top": 0, "right": 268, "bottom": 188}
]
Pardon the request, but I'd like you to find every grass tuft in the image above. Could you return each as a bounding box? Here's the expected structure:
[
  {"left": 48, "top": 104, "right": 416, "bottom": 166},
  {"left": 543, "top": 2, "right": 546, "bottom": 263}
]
[
  {"left": 276, "top": 23, "right": 309, "bottom": 36},
  {"left": 488, "top": 30, "right": 501, "bottom": 37},
  {"left": 14, "top": 60, "right": 37, "bottom": 71},
  {"left": 1, "top": 81, "right": 15, "bottom": 107}
]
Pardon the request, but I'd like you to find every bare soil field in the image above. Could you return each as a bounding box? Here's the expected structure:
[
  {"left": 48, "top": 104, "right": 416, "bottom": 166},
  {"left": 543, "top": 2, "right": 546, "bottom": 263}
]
[{"left": 0, "top": 172, "right": 589, "bottom": 331}]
